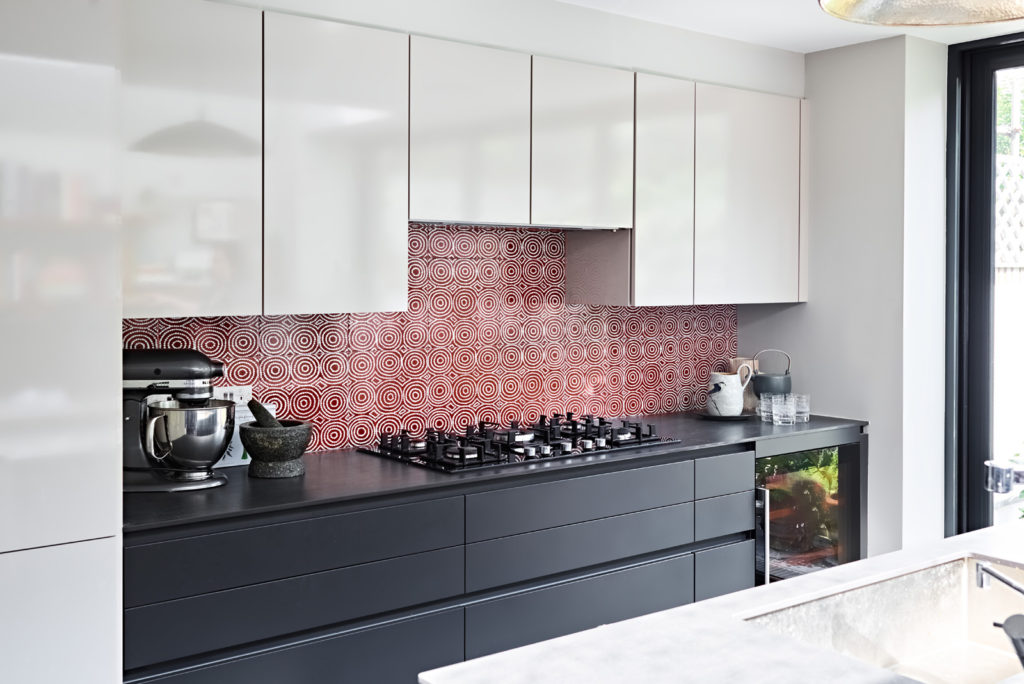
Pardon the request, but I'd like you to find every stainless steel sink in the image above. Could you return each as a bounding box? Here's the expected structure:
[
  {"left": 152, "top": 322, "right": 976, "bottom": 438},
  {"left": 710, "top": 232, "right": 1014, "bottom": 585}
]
[{"left": 746, "top": 554, "right": 1024, "bottom": 684}]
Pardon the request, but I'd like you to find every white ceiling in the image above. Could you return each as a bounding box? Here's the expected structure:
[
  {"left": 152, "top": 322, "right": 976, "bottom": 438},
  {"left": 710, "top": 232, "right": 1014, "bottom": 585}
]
[{"left": 555, "top": 0, "right": 1024, "bottom": 53}]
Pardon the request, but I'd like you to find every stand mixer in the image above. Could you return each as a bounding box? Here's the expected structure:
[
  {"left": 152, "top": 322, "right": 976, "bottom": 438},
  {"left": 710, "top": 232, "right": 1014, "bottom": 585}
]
[{"left": 123, "top": 349, "right": 235, "bottom": 493}]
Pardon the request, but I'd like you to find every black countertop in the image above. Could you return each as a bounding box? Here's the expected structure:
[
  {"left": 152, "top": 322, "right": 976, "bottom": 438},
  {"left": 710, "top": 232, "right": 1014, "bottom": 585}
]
[{"left": 123, "top": 413, "right": 866, "bottom": 536}]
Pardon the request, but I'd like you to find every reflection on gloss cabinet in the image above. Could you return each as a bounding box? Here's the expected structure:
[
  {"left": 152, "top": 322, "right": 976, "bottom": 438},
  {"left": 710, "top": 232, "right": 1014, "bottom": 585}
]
[
  {"left": 122, "top": 0, "right": 262, "bottom": 318},
  {"left": 410, "top": 37, "right": 531, "bottom": 225},
  {"left": 531, "top": 56, "right": 634, "bottom": 228},
  {"left": 694, "top": 83, "right": 801, "bottom": 304},
  {"left": 0, "top": 0, "right": 122, "bottom": 553},
  {"left": 264, "top": 13, "right": 408, "bottom": 314}
]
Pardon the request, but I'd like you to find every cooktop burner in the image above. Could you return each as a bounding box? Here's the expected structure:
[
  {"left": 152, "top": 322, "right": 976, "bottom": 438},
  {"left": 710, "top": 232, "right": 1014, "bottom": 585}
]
[{"left": 360, "top": 413, "right": 679, "bottom": 473}]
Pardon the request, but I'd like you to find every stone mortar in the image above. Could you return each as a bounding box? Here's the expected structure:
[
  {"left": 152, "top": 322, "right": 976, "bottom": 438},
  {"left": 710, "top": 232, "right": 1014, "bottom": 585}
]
[{"left": 239, "top": 420, "right": 312, "bottom": 479}]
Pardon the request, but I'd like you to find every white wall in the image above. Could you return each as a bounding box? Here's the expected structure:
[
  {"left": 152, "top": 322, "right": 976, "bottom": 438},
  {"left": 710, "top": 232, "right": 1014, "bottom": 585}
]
[
  {"left": 739, "top": 36, "right": 947, "bottom": 556},
  {"left": 223, "top": 0, "right": 805, "bottom": 97}
]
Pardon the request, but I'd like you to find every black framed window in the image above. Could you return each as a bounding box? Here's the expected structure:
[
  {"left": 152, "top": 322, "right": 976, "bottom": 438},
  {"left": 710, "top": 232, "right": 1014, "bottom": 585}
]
[{"left": 948, "top": 34, "right": 1024, "bottom": 533}]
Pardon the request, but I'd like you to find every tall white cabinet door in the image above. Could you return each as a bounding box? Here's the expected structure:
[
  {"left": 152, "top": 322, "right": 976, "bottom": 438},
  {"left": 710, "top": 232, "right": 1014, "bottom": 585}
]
[
  {"left": 1, "top": 539, "right": 121, "bottom": 684},
  {"left": 694, "top": 84, "right": 800, "bottom": 304},
  {"left": 410, "top": 37, "right": 530, "bottom": 225},
  {"left": 634, "top": 73, "right": 695, "bottom": 306},
  {"left": 0, "top": 0, "right": 121, "bottom": 552},
  {"left": 122, "top": 0, "right": 262, "bottom": 318},
  {"left": 265, "top": 14, "right": 408, "bottom": 315},
  {"left": 531, "top": 57, "right": 634, "bottom": 229}
]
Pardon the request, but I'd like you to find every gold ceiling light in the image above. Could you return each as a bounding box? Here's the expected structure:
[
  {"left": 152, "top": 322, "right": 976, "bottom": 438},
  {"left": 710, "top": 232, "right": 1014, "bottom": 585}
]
[{"left": 818, "top": 0, "right": 1024, "bottom": 26}]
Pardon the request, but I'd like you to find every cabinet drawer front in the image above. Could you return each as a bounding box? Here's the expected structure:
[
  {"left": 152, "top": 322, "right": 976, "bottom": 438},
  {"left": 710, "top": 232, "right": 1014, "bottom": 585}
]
[
  {"left": 125, "top": 497, "right": 463, "bottom": 608},
  {"left": 124, "top": 546, "right": 464, "bottom": 670},
  {"left": 695, "top": 540, "right": 755, "bottom": 601},
  {"left": 466, "top": 554, "right": 693, "bottom": 659},
  {"left": 466, "top": 460, "right": 694, "bottom": 542},
  {"left": 694, "top": 491, "right": 754, "bottom": 542},
  {"left": 466, "top": 503, "right": 693, "bottom": 592},
  {"left": 137, "top": 609, "right": 464, "bottom": 684},
  {"left": 694, "top": 451, "right": 753, "bottom": 499}
]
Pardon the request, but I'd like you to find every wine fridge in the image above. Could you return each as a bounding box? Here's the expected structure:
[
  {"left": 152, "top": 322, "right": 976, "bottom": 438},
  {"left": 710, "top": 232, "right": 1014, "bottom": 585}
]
[{"left": 755, "top": 439, "right": 867, "bottom": 584}]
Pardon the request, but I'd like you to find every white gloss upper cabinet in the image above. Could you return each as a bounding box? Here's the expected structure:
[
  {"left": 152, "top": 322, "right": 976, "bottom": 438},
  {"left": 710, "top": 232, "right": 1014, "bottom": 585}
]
[
  {"left": 264, "top": 14, "right": 408, "bottom": 315},
  {"left": 410, "top": 37, "right": 530, "bottom": 225},
  {"left": 122, "top": 0, "right": 262, "bottom": 318},
  {"left": 694, "top": 84, "right": 801, "bottom": 304},
  {"left": 634, "top": 73, "right": 695, "bottom": 306},
  {"left": 531, "top": 57, "right": 634, "bottom": 229}
]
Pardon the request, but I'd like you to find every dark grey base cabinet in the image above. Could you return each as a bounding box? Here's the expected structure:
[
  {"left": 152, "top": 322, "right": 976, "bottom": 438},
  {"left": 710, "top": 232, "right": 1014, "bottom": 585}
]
[
  {"left": 466, "top": 553, "right": 694, "bottom": 659},
  {"left": 145, "top": 609, "right": 463, "bottom": 684},
  {"left": 125, "top": 451, "right": 761, "bottom": 684},
  {"left": 125, "top": 546, "right": 465, "bottom": 669}
]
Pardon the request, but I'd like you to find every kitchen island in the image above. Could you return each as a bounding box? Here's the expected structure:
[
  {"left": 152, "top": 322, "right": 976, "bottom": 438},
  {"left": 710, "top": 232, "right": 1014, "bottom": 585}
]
[{"left": 420, "top": 522, "right": 1024, "bottom": 684}]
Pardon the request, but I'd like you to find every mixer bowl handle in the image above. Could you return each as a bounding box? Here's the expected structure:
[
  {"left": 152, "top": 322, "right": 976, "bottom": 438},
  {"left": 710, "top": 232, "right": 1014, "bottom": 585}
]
[{"left": 145, "top": 414, "right": 170, "bottom": 462}]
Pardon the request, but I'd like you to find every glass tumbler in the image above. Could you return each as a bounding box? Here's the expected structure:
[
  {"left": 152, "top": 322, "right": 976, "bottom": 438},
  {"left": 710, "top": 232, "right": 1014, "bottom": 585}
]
[
  {"left": 772, "top": 394, "right": 795, "bottom": 426},
  {"left": 758, "top": 393, "right": 773, "bottom": 423},
  {"left": 793, "top": 394, "right": 810, "bottom": 423}
]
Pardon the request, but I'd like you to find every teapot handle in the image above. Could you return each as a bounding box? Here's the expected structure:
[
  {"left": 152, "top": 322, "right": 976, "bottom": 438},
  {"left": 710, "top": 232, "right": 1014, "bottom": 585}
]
[
  {"left": 738, "top": 363, "right": 754, "bottom": 390},
  {"left": 753, "top": 349, "right": 791, "bottom": 374}
]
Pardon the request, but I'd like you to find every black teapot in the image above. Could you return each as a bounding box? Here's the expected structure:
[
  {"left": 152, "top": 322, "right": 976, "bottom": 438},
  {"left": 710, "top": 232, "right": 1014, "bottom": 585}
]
[{"left": 751, "top": 349, "right": 792, "bottom": 397}]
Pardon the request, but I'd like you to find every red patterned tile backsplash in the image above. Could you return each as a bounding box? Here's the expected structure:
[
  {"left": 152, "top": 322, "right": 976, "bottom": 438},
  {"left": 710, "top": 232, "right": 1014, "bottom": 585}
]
[{"left": 123, "top": 223, "right": 737, "bottom": 452}]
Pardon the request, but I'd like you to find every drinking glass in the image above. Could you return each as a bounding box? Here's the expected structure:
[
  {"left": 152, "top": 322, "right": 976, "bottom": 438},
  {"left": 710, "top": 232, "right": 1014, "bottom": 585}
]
[
  {"left": 759, "top": 393, "right": 773, "bottom": 423},
  {"left": 793, "top": 394, "right": 810, "bottom": 423},
  {"left": 772, "top": 394, "right": 795, "bottom": 426}
]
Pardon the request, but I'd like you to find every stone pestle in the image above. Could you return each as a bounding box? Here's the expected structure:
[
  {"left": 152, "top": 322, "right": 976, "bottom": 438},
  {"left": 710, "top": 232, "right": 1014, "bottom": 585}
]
[{"left": 247, "top": 399, "right": 283, "bottom": 429}]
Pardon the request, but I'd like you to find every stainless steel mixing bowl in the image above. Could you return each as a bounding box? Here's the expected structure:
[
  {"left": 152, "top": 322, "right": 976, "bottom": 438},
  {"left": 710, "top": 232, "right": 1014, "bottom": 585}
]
[{"left": 145, "top": 399, "right": 235, "bottom": 479}]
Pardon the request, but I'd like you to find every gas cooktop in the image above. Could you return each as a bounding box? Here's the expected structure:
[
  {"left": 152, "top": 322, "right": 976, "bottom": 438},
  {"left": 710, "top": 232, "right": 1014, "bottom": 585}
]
[{"left": 360, "top": 413, "right": 679, "bottom": 473}]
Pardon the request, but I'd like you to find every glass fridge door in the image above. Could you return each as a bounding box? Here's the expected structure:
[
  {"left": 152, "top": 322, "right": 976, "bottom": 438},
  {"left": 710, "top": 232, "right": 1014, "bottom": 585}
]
[{"left": 756, "top": 447, "right": 841, "bottom": 584}]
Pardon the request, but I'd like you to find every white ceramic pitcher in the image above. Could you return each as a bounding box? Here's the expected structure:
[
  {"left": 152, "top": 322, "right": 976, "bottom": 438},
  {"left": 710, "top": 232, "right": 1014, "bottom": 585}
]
[{"left": 706, "top": 363, "right": 753, "bottom": 417}]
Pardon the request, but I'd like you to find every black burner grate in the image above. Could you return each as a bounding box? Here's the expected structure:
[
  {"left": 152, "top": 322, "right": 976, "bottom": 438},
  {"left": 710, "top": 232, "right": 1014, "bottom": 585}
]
[{"left": 360, "top": 413, "right": 679, "bottom": 473}]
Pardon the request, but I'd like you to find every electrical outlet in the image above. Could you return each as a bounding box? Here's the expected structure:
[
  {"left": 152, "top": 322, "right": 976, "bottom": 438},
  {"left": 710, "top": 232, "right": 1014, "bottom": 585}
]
[
  {"left": 212, "top": 387, "right": 276, "bottom": 469},
  {"left": 214, "top": 385, "right": 253, "bottom": 405}
]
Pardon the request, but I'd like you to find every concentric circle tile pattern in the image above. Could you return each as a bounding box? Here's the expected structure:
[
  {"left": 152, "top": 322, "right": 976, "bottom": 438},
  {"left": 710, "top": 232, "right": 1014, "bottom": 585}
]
[{"left": 124, "top": 223, "right": 737, "bottom": 452}]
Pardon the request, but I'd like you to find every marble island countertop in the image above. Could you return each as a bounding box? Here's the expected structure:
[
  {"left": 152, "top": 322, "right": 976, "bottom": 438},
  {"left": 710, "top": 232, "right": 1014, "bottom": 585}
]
[{"left": 420, "top": 523, "right": 1024, "bottom": 684}]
